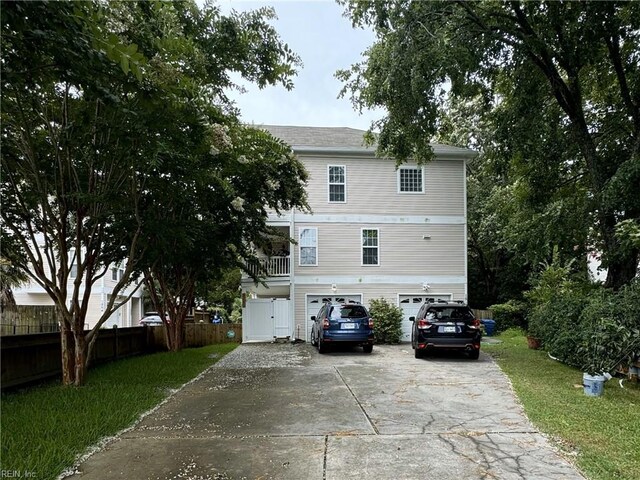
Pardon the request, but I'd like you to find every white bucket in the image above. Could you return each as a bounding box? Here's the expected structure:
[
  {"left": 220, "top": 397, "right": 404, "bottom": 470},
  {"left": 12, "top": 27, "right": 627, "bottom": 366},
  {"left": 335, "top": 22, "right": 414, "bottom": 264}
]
[{"left": 583, "top": 373, "right": 605, "bottom": 397}]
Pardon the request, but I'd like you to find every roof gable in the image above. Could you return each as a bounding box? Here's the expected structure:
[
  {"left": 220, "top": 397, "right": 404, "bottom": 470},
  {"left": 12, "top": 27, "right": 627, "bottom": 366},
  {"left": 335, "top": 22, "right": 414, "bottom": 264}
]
[{"left": 257, "top": 124, "right": 476, "bottom": 159}]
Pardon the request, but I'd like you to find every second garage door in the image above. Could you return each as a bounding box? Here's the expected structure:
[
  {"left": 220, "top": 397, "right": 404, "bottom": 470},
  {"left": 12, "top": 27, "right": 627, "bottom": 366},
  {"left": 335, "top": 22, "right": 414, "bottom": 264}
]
[{"left": 398, "top": 294, "right": 452, "bottom": 342}]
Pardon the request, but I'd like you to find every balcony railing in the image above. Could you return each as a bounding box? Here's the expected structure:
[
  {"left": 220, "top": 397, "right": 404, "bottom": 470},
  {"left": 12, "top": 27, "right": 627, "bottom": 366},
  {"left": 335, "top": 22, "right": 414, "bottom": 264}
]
[{"left": 246, "top": 256, "right": 290, "bottom": 278}]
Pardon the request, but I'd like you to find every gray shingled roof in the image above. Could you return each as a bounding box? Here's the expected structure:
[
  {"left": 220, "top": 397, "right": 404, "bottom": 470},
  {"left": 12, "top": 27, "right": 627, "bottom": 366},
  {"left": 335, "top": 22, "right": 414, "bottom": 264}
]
[{"left": 257, "top": 124, "right": 476, "bottom": 159}]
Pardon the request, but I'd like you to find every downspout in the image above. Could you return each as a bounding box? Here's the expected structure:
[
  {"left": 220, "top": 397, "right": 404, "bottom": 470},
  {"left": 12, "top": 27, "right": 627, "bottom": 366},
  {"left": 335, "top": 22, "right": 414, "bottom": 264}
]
[
  {"left": 290, "top": 207, "right": 296, "bottom": 341},
  {"left": 463, "top": 158, "right": 468, "bottom": 304}
]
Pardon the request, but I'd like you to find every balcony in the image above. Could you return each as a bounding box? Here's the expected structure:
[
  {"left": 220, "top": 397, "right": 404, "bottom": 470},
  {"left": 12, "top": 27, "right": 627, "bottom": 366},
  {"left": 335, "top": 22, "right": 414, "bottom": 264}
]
[{"left": 246, "top": 256, "right": 290, "bottom": 278}]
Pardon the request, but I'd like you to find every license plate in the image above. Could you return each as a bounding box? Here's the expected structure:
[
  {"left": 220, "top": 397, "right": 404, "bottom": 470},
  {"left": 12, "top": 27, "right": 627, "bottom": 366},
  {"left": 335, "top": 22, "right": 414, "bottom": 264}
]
[
  {"left": 341, "top": 323, "right": 356, "bottom": 329},
  {"left": 443, "top": 326, "right": 456, "bottom": 333}
]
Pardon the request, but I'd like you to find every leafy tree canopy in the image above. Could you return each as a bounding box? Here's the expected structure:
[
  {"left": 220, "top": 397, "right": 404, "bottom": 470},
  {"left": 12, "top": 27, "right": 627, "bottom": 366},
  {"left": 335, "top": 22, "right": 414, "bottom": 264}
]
[
  {"left": 1, "top": 0, "right": 305, "bottom": 380},
  {"left": 339, "top": 0, "right": 640, "bottom": 290}
]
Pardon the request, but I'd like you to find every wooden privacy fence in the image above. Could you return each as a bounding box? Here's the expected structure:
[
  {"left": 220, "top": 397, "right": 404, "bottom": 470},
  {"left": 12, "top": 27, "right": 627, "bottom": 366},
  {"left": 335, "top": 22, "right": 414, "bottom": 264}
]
[
  {"left": 148, "top": 323, "right": 243, "bottom": 349},
  {"left": 1, "top": 305, "right": 60, "bottom": 336},
  {"left": 1, "top": 323, "right": 242, "bottom": 390},
  {"left": 472, "top": 309, "right": 494, "bottom": 320},
  {"left": 1, "top": 326, "right": 150, "bottom": 390}
]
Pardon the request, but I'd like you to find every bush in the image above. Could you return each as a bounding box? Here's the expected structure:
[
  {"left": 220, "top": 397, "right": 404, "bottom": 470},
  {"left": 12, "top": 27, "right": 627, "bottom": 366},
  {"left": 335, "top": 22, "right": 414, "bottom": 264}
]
[
  {"left": 368, "top": 298, "right": 403, "bottom": 344},
  {"left": 489, "top": 300, "right": 528, "bottom": 333},
  {"left": 578, "top": 283, "right": 640, "bottom": 375},
  {"left": 527, "top": 279, "right": 640, "bottom": 375}
]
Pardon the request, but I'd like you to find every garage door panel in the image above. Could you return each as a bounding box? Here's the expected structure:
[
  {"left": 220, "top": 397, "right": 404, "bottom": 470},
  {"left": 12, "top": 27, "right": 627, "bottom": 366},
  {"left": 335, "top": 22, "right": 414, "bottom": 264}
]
[
  {"left": 306, "top": 295, "right": 362, "bottom": 342},
  {"left": 399, "top": 295, "right": 452, "bottom": 342}
]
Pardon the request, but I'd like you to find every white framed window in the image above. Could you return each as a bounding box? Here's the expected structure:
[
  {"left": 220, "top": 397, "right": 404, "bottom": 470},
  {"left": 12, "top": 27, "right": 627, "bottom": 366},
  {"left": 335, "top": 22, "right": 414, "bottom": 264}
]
[
  {"left": 328, "top": 165, "right": 346, "bottom": 203},
  {"left": 111, "top": 267, "right": 118, "bottom": 281},
  {"left": 299, "top": 227, "right": 318, "bottom": 266},
  {"left": 398, "top": 166, "right": 424, "bottom": 193},
  {"left": 69, "top": 249, "right": 77, "bottom": 279},
  {"left": 361, "top": 228, "right": 379, "bottom": 266}
]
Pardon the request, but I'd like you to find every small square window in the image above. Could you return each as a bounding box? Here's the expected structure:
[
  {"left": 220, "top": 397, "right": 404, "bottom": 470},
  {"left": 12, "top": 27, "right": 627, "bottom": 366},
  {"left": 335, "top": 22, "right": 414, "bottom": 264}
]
[{"left": 398, "top": 167, "right": 424, "bottom": 193}]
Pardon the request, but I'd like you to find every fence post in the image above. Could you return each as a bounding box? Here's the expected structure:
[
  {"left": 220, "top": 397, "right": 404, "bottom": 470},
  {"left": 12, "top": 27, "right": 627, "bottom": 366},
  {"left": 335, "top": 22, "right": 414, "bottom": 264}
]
[{"left": 113, "top": 325, "right": 119, "bottom": 360}]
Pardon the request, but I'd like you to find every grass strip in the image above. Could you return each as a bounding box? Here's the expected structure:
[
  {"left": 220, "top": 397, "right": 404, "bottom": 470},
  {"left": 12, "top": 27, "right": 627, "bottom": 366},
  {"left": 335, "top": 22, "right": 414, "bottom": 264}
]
[
  {"left": 484, "top": 330, "right": 640, "bottom": 480},
  {"left": 1, "top": 342, "right": 238, "bottom": 479}
]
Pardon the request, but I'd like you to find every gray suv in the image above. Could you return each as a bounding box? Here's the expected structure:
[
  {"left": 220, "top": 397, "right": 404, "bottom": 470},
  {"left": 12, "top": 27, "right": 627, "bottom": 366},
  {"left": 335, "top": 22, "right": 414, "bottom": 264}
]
[{"left": 410, "top": 301, "right": 482, "bottom": 359}]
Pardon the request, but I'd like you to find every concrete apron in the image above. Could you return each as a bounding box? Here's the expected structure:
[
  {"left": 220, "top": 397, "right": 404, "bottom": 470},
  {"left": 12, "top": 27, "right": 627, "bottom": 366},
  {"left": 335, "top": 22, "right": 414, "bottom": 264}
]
[{"left": 67, "top": 344, "right": 584, "bottom": 480}]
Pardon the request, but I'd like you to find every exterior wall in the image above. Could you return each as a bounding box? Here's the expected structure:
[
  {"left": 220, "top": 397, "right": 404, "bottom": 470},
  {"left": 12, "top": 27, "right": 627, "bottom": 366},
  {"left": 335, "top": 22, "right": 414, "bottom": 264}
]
[
  {"left": 244, "top": 147, "right": 469, "bottom": 343},
  {"left": 301, "top": 155, "right": 465, "bottom": 216},
  {"left": 295, "top": 282, "right": 466, "bottom": 342},
  {"left": 13, "top": 269, "right": 144, "bottom": 330},
  {"left": 293, "top": 223, "right": 465, "bottom": 277}
]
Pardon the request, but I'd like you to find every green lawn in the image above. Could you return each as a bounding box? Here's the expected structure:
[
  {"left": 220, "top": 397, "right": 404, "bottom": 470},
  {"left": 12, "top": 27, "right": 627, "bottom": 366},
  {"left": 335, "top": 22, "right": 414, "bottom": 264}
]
[
  {"left": 484, "top": 330, "right": 640, "bottom": 480},
  {"left": 1, "top": 343, "right": 237, "bottom": 480}
]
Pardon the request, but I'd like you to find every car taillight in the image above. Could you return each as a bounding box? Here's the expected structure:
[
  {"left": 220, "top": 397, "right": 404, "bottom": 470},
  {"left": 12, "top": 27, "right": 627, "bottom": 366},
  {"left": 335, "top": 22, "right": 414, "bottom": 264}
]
[
  {"left": 322, "top": 318, "right": 330, "bottom": 329},
  {"left": 417, "top": 319, "right": 432, "bottom": 329},
  {"left": 467, "top": 318, "right": 481, "bottom": 330},
  {"left": 368, "top": 318, "right": 374, "bottom": 328}
]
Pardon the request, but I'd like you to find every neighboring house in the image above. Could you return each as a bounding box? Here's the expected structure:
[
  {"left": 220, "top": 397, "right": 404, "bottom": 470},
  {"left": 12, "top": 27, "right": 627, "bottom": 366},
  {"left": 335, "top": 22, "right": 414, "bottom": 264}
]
[
  {"left": 241, "top": 125, "right": 475, "bottom": 342},
  {"left": 13, "top": 244, "right": 144, "bottom": 329}
]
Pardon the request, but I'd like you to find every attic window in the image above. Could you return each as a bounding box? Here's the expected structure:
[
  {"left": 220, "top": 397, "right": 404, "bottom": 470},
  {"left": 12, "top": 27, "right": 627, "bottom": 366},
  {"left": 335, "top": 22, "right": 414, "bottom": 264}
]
[{"left": 398, "top": 166, "right": 424, "bottom": 193}]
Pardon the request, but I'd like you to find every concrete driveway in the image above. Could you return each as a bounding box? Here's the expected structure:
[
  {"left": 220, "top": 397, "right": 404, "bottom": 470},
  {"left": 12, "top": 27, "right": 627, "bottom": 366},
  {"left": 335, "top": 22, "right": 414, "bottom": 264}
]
[{"left": 68, "top": 343, "right": 584, "bottom": 479}]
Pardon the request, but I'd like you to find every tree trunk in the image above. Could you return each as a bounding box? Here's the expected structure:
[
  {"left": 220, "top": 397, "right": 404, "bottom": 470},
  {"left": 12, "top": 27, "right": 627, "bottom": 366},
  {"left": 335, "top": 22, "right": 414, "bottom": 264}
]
[
  {"left": 73, "top": 332, "right": 87, "bottom": 386},
  {"left": 60, "top": 323, "right": 76, "bottom": 386},
  {"left": 60, "top": 316, "right": 90, "bottom": 386},
  {"left": 604, "top": 247, "right": 640, "bottom": 290}
]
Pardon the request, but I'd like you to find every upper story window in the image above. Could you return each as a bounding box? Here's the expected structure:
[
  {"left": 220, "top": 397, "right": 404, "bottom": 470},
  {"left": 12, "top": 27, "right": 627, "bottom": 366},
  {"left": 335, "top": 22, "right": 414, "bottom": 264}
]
[
  {"left": 111, "top": 264, "right": 125, "bottom": 281},
  {"left": 361, "top": 228, "right": 379, "bottom": 266},
  {"left": 299, "top": 227, "right": 318, "bottom": 266},
  {"left": 398, "top": 166, "right": 424, "bottom": 194},
  {"left": 69, "top": 249, "right": 77, "bottom": 279},
  {"left": 328, "top": 165, "right": 346, "bottom": 203}
]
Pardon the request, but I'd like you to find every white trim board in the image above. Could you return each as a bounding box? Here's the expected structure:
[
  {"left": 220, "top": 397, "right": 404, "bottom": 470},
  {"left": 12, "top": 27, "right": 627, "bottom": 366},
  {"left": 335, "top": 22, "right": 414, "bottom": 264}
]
[
  {"left": 294, "top": 275, "right": 466, "bottom": 285},
  {"left": 293, "top": 214, "right": 465, "bottom": 225}
]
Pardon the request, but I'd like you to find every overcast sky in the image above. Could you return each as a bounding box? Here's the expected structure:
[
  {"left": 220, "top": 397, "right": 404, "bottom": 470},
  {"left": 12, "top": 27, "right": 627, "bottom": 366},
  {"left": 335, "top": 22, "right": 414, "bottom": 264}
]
[{"left": 218, "top": 0, "right": 385, "bottom": 130}]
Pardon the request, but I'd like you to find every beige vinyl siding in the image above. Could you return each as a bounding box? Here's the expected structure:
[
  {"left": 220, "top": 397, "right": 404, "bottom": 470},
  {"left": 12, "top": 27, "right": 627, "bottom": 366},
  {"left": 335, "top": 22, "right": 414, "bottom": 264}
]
[
  {"left": 294, "top": 283, "right": 466, "bottom": 341},
  {"left": 293, "top": 223, "right": 465, "bottom": 277},
  {"left": 301, "top": 155, "right": 465, "bottom": 216},
  {"left": 12, "top": 292, "right": 53, "bottom": 306}
]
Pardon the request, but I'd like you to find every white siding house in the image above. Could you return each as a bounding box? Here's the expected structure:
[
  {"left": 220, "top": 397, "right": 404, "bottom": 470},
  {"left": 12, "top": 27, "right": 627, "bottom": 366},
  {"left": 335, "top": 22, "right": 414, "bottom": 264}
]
[
  {"left": 241, "top": 125, "right": 475, "bottom": 342},
  {"left": 13, "top": 243, "right": 144, "bottom": 329}
]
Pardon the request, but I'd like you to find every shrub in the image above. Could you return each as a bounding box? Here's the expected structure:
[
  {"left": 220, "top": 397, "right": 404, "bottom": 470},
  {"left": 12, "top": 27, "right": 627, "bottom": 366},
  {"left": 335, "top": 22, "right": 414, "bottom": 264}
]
[
  {"left": 578, "top": 282, "right": 640, "bottom": 375},
  {"left": 489, "top": 300, "right": 528, "bottom": 333},
  {"left": 526, "top": 279, "right": 640, "bottom": 375},
  {"left": 368, "top": 298, "right": 403, "bottom": 344}
]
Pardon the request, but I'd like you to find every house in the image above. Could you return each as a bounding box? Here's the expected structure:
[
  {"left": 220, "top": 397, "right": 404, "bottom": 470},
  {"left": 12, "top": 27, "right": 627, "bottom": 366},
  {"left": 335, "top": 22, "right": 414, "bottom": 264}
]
[
  {"left": 13, "top": 246, "right": 144, "bottom": 329},
  {"left": 240, "top": 125, "right": 475, "bottom": 342}
]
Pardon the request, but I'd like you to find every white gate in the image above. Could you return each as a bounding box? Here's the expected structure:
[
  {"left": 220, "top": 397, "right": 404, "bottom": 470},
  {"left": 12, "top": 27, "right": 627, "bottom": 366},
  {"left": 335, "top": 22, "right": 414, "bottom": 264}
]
[
  {"left": 273, "top": 299, "right": 291, "bottom": 339},
  {"left": 243, "top": 298, "right": 292, "bottom": 342}
]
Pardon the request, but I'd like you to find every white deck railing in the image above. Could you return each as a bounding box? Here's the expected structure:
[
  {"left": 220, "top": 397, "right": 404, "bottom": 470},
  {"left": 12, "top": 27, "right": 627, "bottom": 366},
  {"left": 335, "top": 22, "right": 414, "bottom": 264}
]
[{"left": 246, "top": 256, "right": 290, "bottom": 277}]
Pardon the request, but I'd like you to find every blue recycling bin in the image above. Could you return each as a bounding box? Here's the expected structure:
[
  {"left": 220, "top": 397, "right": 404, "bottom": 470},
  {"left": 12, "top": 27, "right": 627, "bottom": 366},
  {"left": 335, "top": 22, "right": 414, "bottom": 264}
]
[{"left": 480, "top": 319, "right": 496, "bottom": 336}]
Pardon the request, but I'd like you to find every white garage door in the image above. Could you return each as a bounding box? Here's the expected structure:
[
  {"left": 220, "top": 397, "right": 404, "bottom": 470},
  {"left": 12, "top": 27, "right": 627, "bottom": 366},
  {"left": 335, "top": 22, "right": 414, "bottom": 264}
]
[
  {"left": 398, "top": 294, "right": 452, "bottom": 342},
  {"left": 306, "top": 294, "right": 362, "bottom": 341}
]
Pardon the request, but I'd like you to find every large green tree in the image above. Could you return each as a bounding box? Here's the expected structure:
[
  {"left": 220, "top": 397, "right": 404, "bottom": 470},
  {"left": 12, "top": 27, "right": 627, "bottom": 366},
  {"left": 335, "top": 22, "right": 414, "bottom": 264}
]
[
  {"left": 1, "top": 0, "right": 303, "bottom": 383},
  {"left": 139, "top": 123, "right": 308, "bottom": 351},
  {"left": 339, "top": 0, "right": 640, "bottom": 290}
]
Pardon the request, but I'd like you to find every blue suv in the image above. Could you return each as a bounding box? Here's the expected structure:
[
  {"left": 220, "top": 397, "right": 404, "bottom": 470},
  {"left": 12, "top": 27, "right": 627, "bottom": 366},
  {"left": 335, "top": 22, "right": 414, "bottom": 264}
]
[{"left": 310, "top": 302, "right": 374, "bottom": 353}]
